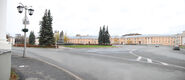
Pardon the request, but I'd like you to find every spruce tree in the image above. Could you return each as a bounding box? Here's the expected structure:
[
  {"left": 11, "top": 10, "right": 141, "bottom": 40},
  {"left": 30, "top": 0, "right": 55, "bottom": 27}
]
[
  {"left": 98, "top": 27, "right": 103, "bottom": 45},
  {"left": 29, "top": 31, "right": 35, "bottom": 45},
  {"left": 39, "top": 9, "right": 55, "bottom": 46},
  {"left": 47, "top": 10, "right": 55, "bottom": 45},
  {"left": 39, "top": 10, "right": 47, "bottom": 45},
  {"left": 105, "top": 26, "right": 110, "bottom": 44},
  {"left": 98, "top": 25, "right": 111, "bottom": 45},
  {"left": 102, "top": 25, "right": 106, "bottom": 44}
]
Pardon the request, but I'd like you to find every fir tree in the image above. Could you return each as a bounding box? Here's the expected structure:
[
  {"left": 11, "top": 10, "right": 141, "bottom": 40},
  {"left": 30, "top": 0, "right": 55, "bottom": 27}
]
[
  {"left": 29, "top": 31, "right": 35, "bottom": 45},
  {"left": 105, "top": 26, "right": 110, "bottom": 44},
  {"left": 39, "top": 9, "right": 55, "bottom": 46},
  {"left": 102, "top": 25, "right": 106, "bottom": 44},
  {"left": 98, "top": 27, "right": 103, "bottom": 45},
  {"left": 98, "top": 25, "right": 111, "bottom": 45}
]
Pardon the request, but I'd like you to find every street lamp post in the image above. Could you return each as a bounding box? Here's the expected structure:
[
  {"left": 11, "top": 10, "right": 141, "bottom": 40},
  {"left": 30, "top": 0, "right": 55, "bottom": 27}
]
[{"left": 17, "top": 3, "right": 34, "bottom": 57}]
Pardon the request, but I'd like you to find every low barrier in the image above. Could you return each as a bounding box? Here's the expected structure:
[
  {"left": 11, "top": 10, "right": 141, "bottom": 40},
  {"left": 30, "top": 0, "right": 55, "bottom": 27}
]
[{"left": 13, "top": 44, "right": 57, "bottom": 48}]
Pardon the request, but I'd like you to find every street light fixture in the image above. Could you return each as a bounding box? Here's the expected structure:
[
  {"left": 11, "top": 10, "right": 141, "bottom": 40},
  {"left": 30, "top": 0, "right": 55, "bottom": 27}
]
[
  {"left": 17, "top": 3, "right": 34, "bottom": 57},
  {"left": 17, "top": 5, "right": 23, "bottom": 13},
  {"left": 28, "top": 8, "right": 34, "bottom": 15}
]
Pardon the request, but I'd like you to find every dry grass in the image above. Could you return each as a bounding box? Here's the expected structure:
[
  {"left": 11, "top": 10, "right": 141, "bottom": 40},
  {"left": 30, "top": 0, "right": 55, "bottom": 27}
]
[{"left": 10, "top": 69, "right": 19, "bottom": 80}]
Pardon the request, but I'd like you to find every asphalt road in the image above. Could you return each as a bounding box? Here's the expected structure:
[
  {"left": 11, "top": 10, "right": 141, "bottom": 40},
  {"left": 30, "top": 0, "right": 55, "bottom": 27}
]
[{"left": 12, "top": 45, "right": 185, "bottom": 80}]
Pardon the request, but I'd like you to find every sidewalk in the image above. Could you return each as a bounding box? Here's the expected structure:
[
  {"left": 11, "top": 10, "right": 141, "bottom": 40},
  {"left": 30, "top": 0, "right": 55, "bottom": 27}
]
[{"left": 11, "top": 55, "right": 76, "bottom": 80}]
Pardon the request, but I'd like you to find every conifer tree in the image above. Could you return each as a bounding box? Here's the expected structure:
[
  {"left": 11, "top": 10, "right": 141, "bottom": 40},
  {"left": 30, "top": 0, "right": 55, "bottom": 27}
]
[
  {"left": 98, "top": 27, "right": 103, "bottom": 45},
  {"left": 102, "top": 25, "right": 106, "bottom": 44},
  {"left": 39, "top": 9, "right": 55, "bottom": 46},
  {"left": 98, "top": 25, "right": 111, "bottom": 45},
  {"left": 105, "top": 26, "right": 110, "bottom": 44},
  {"left": 29, "top": 31, "right": 35, "bottom": 45}
]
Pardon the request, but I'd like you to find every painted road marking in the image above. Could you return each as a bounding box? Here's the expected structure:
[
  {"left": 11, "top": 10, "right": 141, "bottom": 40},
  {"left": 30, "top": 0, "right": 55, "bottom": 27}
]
[
  {"left": 19, "top": 65, "right": 25, "bottom": 68},
  {"left": 129, "top": 50, "right": 138, "bottom": 57},
  {"left": 147, "top": 58, "right": 152, "bottom": 63},
  {"left": 160, "top": 62, "right": 168, "bottom": 65},
  {"left": 136, "top": 56, "right": 142, "bottom": 61},
  {"left": 128, "top": 49, "right": 185, "bottom": 69}
]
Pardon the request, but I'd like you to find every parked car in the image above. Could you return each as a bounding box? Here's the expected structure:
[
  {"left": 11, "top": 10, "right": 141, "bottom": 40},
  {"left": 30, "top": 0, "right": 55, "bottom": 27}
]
[
  {"left": 155, "top": 45, "right": 159, "bottom": 47},
  {"left": 173, "top": 45, "right": 180, "bottom": 50}
]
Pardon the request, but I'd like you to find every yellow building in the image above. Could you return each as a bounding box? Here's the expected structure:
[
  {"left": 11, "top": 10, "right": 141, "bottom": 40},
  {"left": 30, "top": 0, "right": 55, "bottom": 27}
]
[
  {"left": 120, "top": 35, "right": 176, "bottom": 45},
  {"left": 68, "top": 36, "right": 98, "bottom": 44},
  {"left": 67, "top": 31, "right": 185, "bottom": 46}
]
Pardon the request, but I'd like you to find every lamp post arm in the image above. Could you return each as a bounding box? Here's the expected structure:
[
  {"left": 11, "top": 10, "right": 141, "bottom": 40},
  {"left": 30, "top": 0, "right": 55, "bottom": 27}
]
[
  {"left": 19, "top": 3, "right": 24, "bottom": 7},
  {"left": 28, "top": 6, "right": 33, "bottom": 9}
]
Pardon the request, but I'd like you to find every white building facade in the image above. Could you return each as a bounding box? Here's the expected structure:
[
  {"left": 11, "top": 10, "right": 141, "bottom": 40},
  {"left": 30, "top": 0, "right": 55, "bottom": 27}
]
[{"left": 0, "top": 0, "right": 11, "bottom": 80}]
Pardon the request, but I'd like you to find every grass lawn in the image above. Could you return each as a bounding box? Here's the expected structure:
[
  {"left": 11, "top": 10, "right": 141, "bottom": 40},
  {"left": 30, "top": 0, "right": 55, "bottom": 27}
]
[
  {"left": 63, "top": 45, "right": 115, "bottom": 48},
  {"left": 180, "top": 46, "right": 185, "bottom": 49}
]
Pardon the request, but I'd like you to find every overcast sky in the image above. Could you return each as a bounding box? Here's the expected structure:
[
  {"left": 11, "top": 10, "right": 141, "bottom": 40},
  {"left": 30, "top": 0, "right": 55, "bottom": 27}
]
[{"left": 7, "top": 0, "right": 185, "bottom": 37}]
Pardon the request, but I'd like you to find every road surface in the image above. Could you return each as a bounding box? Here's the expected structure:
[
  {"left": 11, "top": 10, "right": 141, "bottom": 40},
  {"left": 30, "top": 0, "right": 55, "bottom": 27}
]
[{"left": 12, "top": 45, "right": 185, "bottom": 80}]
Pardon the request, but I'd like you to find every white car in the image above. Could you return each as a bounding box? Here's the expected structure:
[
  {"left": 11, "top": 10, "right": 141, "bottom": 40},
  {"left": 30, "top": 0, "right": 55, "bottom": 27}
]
[{"left": 173, "top": 45, "right": 180, "bottom": 50}]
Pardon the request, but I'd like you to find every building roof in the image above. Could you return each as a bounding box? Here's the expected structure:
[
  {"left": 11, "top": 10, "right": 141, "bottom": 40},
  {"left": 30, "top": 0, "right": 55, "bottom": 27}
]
[
  {"left": 123, "top": 34, "right": 175, "bottom": 38},
  {"left": 68, "top": 36, "right": 98, "bottom": 39},
  {"left": 68, "top": 34, "right": 177, "bottom": 39},
  {"left": 69, "top": 36, "right": 124, "bottom": 39},
  {"left": 122, "top": 33, "right": 141, "bottom": 36}
]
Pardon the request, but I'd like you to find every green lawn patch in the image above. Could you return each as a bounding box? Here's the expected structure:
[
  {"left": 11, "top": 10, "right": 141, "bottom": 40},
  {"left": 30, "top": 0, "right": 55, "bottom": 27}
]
[
  {"left": 180, "top": 46, "right": 185, "bottom": 49},
  {"left": 63, "top": 45, "right": 115, "bottom": 48}
]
